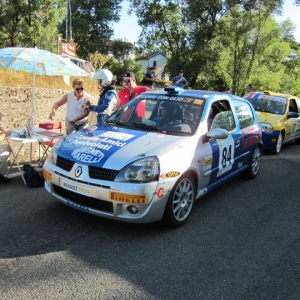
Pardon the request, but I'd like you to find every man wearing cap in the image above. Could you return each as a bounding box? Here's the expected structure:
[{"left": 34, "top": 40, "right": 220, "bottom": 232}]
[
  {"left": 144, "top": 67, "right": 155, "bottom": 88},
  {"left": 118, "top": 72, "right": 151, "bottom": 108},
  {"left": 172, "top": 70, "right": 188, "bottom": 88}
]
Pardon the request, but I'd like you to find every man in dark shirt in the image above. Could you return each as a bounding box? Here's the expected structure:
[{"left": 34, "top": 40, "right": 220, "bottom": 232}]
[
  {"left": 172, "top": 70, "right": 188, "bottom": 88},
  {"left": 144, "top": 67, "right": 155, "bottom": 88}
]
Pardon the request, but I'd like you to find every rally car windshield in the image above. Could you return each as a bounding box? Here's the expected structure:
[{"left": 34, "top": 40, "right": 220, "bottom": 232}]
[
  {"left": 246, "top": 95, "right": 287, "bottom": 115},
  {"left": 106, "top": 95, "right": 205, "bottom": 135}
]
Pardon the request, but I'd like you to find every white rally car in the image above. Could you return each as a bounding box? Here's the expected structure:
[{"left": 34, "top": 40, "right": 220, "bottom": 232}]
[{"left": 43, "top": 87, "right": 262, "bottom": 227}]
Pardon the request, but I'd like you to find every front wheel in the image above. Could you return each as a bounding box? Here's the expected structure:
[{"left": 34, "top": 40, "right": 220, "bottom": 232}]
[
  {"left": 163, "top": 174, "right": 195, "bottom": 228},
  {"left": 274, "top": 132, "right": 283, "bottom": 154},
  {"left": 246, "top": 146, "right": 262, "bottom": 179}
]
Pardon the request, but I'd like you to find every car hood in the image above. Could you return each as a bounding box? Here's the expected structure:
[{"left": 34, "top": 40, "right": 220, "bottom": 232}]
[
  {"left": 58, "top": 124, "right": 190, "bottom": 169},
  {"left": 256, "top": 111, "right": 283, "bottom": 124}
]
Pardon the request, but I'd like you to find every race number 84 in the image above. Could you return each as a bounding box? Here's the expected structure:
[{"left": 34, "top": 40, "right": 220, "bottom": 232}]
[
  {"left": 217, "top": 137, "right": 235, "bottom": 170},
  {"left": 222, "top": 145, "right": 232, "bottom": 168}
]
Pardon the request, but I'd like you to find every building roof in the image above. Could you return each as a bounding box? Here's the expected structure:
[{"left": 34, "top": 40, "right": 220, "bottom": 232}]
[{"left": 136, "top": 51, "right": 166, "bottom": 60}]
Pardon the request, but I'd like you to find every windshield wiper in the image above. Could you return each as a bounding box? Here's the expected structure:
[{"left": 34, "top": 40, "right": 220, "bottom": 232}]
[
  {"left": 255, "top": 107, "right": 275, "bottom": 114},
  {"left": 130, "top": 122, "right": 191, "bottom": 136},
  {"left": 128, "top": 122, "right": 161, "bottom": 131},
  {"left": 162, "top": 130, "right": 191, "bottom": 136},
  {"left": 105, "top": 120, "right": 126, "bottom": 126}
]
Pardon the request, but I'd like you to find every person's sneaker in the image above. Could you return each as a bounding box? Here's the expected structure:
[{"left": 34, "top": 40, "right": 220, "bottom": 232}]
[{"left": 0, "top": 173, "right": 11, "bottom": 183}]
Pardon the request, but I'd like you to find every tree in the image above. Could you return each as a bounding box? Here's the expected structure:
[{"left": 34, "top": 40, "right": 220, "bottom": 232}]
[
  {"left": 105, "top": 39, "right": 136, "bottom": 61},
  {"left": 88, "top": 51, "right": 111, "bottom": 71},
  {"left": 0, "top": 0, "right": 65, "bottom": 51},
  {"left": 129, "top": 0, "right": 284, "bottom": 89},
  {"left": 129, "top": 1, "right": 193, "bottom": 82},
  {"left": 62, "top": 0, "right": 123, "bottom": 59},
  {"left": 108, "top": 58, "right": 144, "bottom": 86}
]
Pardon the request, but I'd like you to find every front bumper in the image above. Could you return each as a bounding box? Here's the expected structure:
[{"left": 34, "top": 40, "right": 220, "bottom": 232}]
[
  {"left": 43, "top": 159, "right": 170, "bottom": 224},
  {"left": 261, "top": 130, "right": 280, "bottom": 150}
]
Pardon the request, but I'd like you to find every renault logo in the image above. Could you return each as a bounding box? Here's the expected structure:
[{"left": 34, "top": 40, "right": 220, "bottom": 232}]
[{"left": 75, "top": 166, "right": 82, "bottom": 178}]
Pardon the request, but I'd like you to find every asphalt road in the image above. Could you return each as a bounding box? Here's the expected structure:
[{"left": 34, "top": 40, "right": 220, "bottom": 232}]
[{"left": 1, "top": 143, "right": 300, "bottom": 300}]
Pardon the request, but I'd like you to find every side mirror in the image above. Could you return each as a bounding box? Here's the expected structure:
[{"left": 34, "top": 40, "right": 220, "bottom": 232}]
[
  {"left": 206, "top": 128, "right": 229, "bottom": 139},
  {"left": 287, "top": 112, "right": 299, "bottom": 119}
]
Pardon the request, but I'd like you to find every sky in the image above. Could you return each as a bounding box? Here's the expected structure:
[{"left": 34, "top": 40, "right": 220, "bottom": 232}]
[{"left": 112, "top": 0, "right": 300, "bottom": 43}]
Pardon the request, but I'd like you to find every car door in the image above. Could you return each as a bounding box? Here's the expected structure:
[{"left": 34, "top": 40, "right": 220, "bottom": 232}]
[
  {"left": 203, "top": 100, "right": 243, "bottom": 187},
  {"left": 285, "top": 98, "right": 300, "bottom": 140}
]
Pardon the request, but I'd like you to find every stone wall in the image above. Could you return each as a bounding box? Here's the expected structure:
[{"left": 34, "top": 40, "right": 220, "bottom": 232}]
[{"left": 0, "top": 86, "right": 98, "bottom": 162}]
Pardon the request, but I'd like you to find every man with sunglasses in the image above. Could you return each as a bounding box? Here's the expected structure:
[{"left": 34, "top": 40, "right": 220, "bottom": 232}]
[
  {"left": 117, "top": 72, "right": 152, "bottom": 109},
  {"left": 49, "top": 77, "right": 91, "bottom": 135}
]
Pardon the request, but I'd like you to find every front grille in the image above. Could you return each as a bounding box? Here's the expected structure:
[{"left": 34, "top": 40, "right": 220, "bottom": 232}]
[
  {"left": 54, "top": 185, "right": 113, "bottom": 213},
  {"left": 57, "top": 155, "right": 75, "bottom": 172},
  {"left": 57, "top": 155, "right": 119, "bottom": 181},
  {"left": 89, "top": 166, "right": 119, "bottom": 181}
]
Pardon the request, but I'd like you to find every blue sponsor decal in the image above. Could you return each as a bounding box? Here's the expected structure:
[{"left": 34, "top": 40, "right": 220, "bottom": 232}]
[{"left": 58, "top": 125, "right": 147, "bottom": 167}]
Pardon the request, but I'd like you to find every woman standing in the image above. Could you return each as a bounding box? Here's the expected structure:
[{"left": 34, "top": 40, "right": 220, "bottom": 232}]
[
  {"left": 87, "top": 69, "right": 118, "bottom": 124},
  {"left": 49, "top": 77, "right": 91, "bottom": 135},
  {"left": 0, "top": 112, "right": 11, "bottom": 183}
]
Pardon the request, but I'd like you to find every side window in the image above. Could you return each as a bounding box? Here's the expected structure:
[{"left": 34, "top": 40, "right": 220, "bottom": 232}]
[
  {"left": 207, "top": 103, "right": 220, "bottom": 131},
  {"left": 209, "top": 100, "right": 236, "bottom": 132},
  {"left": 233, "top": 100, "right": 254, "bottom": 129},
  {"left": 289, "top": 99, "right": 298, "bottom": 113}
]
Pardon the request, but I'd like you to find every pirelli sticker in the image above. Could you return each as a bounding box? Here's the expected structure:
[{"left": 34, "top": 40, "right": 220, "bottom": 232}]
[{"left": 109, "top": 192, "right": 148, "bottom": 204}]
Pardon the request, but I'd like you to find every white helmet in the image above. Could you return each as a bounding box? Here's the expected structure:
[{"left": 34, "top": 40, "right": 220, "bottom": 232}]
[{"left": 92, "top": 69, "right": 113, "bottom": 86}]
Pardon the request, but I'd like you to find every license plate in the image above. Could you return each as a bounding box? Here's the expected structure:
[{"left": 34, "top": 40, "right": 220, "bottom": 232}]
[{"left": 61, "top": 179, "right": 92, "bottom": 197}]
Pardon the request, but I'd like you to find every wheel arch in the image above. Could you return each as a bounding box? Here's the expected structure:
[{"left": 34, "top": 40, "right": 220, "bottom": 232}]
[
  {"left": 183, "top": 169, "right": 198, "bottom": 192},
  {"left": 280, "top": 128, "right": 285, "bottom": 139}
]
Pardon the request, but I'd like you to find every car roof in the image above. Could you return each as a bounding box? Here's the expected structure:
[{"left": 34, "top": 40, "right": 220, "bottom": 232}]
[
  {"left": 245, "top": 91, "right": 298, "bottom": 99},
  {"left": 143, "top": 86, "right": 246, "bottom": 103}
]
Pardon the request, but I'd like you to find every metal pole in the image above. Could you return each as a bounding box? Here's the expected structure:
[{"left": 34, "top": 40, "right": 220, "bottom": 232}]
[{"left": 66, "top": 0, "right": 72, "bottom": 42}]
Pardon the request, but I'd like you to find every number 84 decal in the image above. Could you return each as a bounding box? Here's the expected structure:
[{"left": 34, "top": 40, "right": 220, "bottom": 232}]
[{"left": 217, "top": 137, "right": 234, "bottom": 175}]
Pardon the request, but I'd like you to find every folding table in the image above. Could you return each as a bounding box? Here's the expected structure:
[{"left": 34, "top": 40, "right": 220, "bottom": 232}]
[{"left": 6, "top": 128, "right": 64, "bottom": 185}]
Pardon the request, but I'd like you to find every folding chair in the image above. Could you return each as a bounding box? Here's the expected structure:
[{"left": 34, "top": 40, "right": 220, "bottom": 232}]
[{"left": 38, "top": 121, "right": 63, "bottom": 167}]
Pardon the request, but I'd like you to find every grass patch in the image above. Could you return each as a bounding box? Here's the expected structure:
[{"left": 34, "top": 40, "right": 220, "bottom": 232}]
[{"left": 0, "top": 68, "right": 100, "bottom": 95}]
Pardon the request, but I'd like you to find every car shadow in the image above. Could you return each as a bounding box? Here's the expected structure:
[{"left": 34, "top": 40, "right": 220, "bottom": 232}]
[{"left": 1, "top": 151, "right": 300, "bottom": 299}]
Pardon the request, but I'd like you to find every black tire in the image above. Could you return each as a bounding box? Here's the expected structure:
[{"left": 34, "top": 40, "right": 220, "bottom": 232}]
[
  {"left": 246, "top": 145, "right": 262, "bottom": 179},
  {"left": 273, "top": 132, "right": 283, "bottom": 155},
  {"left": 163, "top": 174, "right": 195, "bottom": 228}
]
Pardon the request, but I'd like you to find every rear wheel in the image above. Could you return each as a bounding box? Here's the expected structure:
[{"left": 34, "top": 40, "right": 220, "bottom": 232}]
[
  {"left": 246, "top": 146, "right": 262, "bottom": 179},
  {"left": 274, "top": 132, "right": 283, "bottom": 154},
  {"left": 163, "top": 174, "right": 195, "bottom": 228}
]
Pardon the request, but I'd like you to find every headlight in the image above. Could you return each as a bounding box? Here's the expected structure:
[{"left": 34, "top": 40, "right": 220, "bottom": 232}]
[
  {"left": 50, "top": 140, "right": 63, "bottom": 165},
  {"left": 260, "top": 122, "right": 273, "bottom": 132},
  {"left": 115, "top": 157, "right": 160, "bottom": 183}
]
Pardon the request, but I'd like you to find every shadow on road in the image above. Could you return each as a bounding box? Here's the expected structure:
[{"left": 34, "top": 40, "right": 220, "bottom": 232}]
[{"left": 1, "top": 146, "right": 300, "bottom": 299}]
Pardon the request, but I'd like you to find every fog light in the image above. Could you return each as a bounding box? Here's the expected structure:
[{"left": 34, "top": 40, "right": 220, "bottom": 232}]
[{"left": 127, "top": 205, "right": 139, "bottom": 214}]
